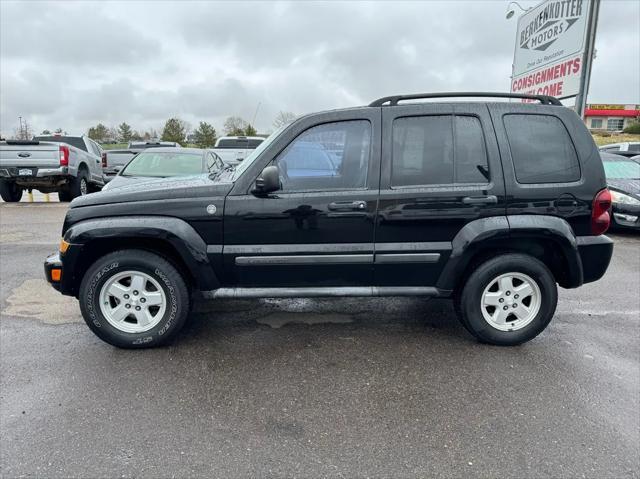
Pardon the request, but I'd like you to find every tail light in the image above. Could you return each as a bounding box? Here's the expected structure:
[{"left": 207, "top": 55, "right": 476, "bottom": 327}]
[
  {"left": 101, "top": 152, "right": 107, "bottom": 168},
  {"left": 59, "top": 145, "right": 69, "bottom": 166},
  {"left": 591, "top": 188, "right": 612, "bottom": 235}
]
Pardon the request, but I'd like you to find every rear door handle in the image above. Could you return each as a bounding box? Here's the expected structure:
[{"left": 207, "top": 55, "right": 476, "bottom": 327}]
[
  {"left": 328, "top": 200, "right": 367, "bottom": 211},
  {"left": 462, "top": 195, "right": 498, "bottom": 205}
]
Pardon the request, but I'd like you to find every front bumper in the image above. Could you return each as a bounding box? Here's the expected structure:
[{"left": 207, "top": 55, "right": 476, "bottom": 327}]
[
  {"left": 44, "top": 248, "right": 81, "bottom": 296},
  {"left": 612, "top": 203, "right": 640, "bottom": 230},
  {"left": 576, "top": 235, "right": 614, "bottom": 284},
  {"left": 44, "top": 253, "right": 64, "bottom": 292}
]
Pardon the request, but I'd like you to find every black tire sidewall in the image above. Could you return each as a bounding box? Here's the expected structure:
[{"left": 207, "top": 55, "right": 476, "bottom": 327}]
[
  {"left": 460, "top": 254, "right": 557, "bottom": 346},
  {"left": 0, "top": 181, "right": 23, "bottom": 202},
  {"left": 79, "top": 251, "right": 189, "bottom": 348}
]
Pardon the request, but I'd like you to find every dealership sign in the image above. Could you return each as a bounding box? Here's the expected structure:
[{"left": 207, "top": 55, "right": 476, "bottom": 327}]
[{"left": 511, "top": 0, "right": 591, "bottom": 99}]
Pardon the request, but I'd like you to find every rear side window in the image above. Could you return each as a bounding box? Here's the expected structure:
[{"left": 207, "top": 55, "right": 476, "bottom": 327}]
[
  {"left": 503, "top": 114, "right": 580, "bottom": 184},
  {"left": 391, "top": 115, "right": 489, "bottom": 187}
]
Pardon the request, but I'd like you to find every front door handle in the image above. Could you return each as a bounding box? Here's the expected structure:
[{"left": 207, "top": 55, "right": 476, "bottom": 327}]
[
  {"left": 462, "top": 195, "right": 498, "bottom": 205},
  {"left": 328, "top": 200, "right": 367, "bottom": 211}
]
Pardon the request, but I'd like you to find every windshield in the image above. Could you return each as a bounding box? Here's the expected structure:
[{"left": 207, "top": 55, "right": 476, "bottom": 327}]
[
  {"left": 603, "top": 160, "right": 640, "bottom": 179},
  {"left": 232, "top": 125, "right": 288, "bottom": 180},
  {"left": 121, "top": 151, "right": 204, "bottom": 177}
]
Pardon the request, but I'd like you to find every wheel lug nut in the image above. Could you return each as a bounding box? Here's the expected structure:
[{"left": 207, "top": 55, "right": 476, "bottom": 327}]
[
  {"left": 125, "top": 304, "right": 131, "bottom": 309},
  {"left": 124, "top": 294, "right": 129, "bottom": 299},
  {"left": 514, "top": 294, "right": 519, "bottom": 299},
  {"left": 513, "top": 304, "right": 518, "bottom": 308},
  {"left": 135, "top": 306, "right": 141, "bottom": 311},
  {"left": 503, "top": 306, "right": 508, "bottom": 310},
  {"left": 505, "top": 291, "right": 511, "bottom": 296},
  {"left": 133, "top": 291, "right": 139, "bottom": 296},
  {"left": 499, "top": 298, "right": 504, "bottom": 303},
  {"left": 140, "top": 298, "right": 146, "bottom": 303}
]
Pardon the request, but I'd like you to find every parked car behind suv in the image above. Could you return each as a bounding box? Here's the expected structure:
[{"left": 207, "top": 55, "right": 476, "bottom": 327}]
[
  {"left": 102, "top": 148, "right": 225, "bottom": 191},
  {"left": 44, "top": 92, "right": 613, "bottom": 349},
  {"left": 101, "top": 141, "right": 181, "bottom": 183},
  {"left": 0, "top": 135, "right": 104, "bottom": 201}
]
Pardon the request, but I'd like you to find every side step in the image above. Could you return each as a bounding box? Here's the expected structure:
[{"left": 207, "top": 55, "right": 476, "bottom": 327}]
[{"left": 202, "top": 286, "right": 449, "bottom": 299}]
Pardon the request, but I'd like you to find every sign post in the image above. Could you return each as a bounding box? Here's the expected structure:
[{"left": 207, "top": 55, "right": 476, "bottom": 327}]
[{"left": 510, "top": 0, "right": 600, "bottom": 117}]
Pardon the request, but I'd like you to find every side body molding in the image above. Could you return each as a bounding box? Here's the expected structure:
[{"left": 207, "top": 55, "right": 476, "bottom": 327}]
[
  {"left": 64, "top": 216, "right": 219, "bottom": 290},
  {"left": 436, "top": 215, "right": 584, "bottom": 291}
]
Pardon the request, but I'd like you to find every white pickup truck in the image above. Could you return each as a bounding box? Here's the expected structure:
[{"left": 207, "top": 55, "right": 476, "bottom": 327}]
[
  {"left": 211, "top": 136, "right": 264, "bottom": 165},
  {"left": 0, "top": 135, "right": 104, "bottom": 202}
]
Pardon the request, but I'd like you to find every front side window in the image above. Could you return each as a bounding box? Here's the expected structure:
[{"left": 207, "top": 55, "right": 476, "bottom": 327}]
[
  {"left": 504, "top": 114, "right": 580, "bottom": 184},
  {"left": 606, "top": 118, "right": 625, "bottom": 131},
  {"left": 276, "top": 120, "right": 371, "bottom": 191},
  {"left": 121, "top": 152, "right": 204, "bottom": 177},
  {"left": 391, "top": 115, "right": 489, "bottom": 187}
]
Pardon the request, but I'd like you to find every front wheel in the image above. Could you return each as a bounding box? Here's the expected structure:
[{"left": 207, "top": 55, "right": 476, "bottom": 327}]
[
  {"left": 79, "top": 249, "right": 191, "bottom": 348},
  {"left": 457, "top": 254, "right": 557, "bottom": 346},
  {"left": 0, "top": 181, "right": 23, "bottom": 202}
]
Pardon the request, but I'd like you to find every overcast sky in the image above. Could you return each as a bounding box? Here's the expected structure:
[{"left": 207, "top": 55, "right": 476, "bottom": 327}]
[{"left": 1, "top": 0, "right": 638, "bottom": 138}]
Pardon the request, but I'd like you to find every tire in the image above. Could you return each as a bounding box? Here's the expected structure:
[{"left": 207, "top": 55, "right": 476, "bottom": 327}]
[
  {"left": 457, "top": 253, "right": 557, "bottom": 346},
  {"left": 60, "top": 168, "right": 89, "bottom": 201},
  {"left": 79, "top": 249, "right": 191, "bottom": 348},
  {"left": 0, "top": 181, "right": 23, "bottom": 202}
]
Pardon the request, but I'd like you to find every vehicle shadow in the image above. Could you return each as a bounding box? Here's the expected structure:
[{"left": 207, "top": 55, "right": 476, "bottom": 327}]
[{"left": 178, "top": 296, "right": 474, "bottom": 348}]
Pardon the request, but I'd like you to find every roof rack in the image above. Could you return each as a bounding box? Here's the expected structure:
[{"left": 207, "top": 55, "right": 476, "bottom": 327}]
[{"left": 368, "top": 92, "right": 563, "bottom": 107}]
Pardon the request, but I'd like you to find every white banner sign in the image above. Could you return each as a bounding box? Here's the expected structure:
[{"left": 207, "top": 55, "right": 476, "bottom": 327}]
[{"left": 511, "top": 0, "right": 591, "bottom": 99}]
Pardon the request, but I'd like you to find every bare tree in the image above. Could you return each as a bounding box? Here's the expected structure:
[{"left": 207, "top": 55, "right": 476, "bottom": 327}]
[
  {"left": 224, "top": 116, "right": 249, "bottom": 136},
  {"left": 273, "top": 111, "right": 296, "bottom": 129},
  {"left": 14, "top": 119, "right": 33, "bottom": 140}
]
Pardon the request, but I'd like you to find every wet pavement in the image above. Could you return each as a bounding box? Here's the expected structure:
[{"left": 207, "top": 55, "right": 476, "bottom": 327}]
[{"left": 1, "top": 203, "right": 638, "bottom": 478}]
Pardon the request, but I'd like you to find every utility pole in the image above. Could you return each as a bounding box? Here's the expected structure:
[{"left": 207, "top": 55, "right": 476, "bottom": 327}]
[
  {"left": 18, "top": 116, "right": 23, "bottom": 139},
  {"left": 575, "top": 0, "right": 601, "bottom": 119}
]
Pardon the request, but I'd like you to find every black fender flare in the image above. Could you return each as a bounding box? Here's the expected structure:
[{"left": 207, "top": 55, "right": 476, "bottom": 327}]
[
  {"left": 64, "top": 216, "right": 219, "bottom": 290},
  {"left": 436, "top": 215, "right": 583, "bottom": 291}
]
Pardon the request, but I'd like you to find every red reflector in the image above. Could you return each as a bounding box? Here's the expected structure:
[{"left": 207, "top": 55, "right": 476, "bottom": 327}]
[
  {"left": 591, "top": 188, "right": 612, "bottom": 235},
  {"left": 101, "top": 152, "right": 107, "bottom": 168},
  {"left": 59, "top": 145, "right": 69, "bottom": 166}
]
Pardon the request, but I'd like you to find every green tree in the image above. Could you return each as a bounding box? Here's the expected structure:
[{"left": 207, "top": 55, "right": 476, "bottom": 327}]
[
  {"left": 161, "top": 118, "right": 187, "bottom": 145},
  {"left": 40, "top": 129, "right": 51, "bottom": 135},
  {"left": 192, "top": 121, "right": 217, "bottom": 148},
  {"left": 223, "top": 116, "right": 248, "bottom": 136},
  {"left": 88, "top": 123, "right": 109, "bottom": 142},
  {"left": 118, "top": 122, "right": 133, "bottom": 143},
  {"left": 54, "top": 128, "right": 67, "bottom": 135},
  {"left": 244, "top": 123, "right": 257, "bottom": 136}
]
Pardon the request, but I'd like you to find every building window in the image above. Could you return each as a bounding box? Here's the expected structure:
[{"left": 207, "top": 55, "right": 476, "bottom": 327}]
[
  {"left": 607, "top": 118, "right": 625, "bottom": 131},
  {"left": 590, "top": 118, "right": 603, "bottom": 129}
]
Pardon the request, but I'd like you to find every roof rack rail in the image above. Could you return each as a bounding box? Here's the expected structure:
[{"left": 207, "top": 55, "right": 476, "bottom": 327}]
[{"left": 368, "top": 92, "right": 563, "bottom": 107}]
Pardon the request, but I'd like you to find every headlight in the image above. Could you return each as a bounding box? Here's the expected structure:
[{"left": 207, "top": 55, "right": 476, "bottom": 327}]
[{"left": 610, "top": 191, "right": 640, "bottom": 206}]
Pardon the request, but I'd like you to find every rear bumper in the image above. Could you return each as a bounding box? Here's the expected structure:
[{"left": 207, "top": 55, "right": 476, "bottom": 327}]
[
  {"left": 0, "top": 166, "right": 68, "bottom": 178},
  {"left": 576, "top": 235, "right": 614, "bottom": 284}
]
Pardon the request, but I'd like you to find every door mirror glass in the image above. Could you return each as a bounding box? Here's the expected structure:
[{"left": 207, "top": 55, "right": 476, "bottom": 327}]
[{"left": 253, "top": 165, "right": 280, "bottom": 195}]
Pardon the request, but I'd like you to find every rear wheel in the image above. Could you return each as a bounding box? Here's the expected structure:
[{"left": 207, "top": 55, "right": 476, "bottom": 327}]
[
  {"left": 457, "top": 254, "right": 557, "bottom": 346},
  {"left": 0, "top": 181, "right": 23, "bottom": 202},
  {"left": 79, "top": 249, "right": 190, "bottom": 348},
  {"left": 60, "top": 169, "right": 89, "bottom": 201}
]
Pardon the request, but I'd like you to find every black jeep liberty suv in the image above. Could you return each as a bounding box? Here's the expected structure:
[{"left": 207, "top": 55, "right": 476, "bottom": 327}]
[{"left": 45, "top": 93, "right": 614, "bottom": 348}]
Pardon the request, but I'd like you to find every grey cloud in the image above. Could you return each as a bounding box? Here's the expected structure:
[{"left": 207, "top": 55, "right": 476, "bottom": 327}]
[{"left": 0, "top": 0, "right": 637, "bottom": 137}]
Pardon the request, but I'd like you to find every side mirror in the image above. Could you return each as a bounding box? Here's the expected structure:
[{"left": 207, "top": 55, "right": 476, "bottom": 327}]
[
  {"left": 113, "top": 165, "right": 123, "bottom": 173},
  {"left": 253, "top": 165, "right": 281, "bottom": 195}
]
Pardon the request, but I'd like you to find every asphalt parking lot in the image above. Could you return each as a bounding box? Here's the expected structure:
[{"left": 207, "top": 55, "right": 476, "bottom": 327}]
[{"left": 1, "top": 203, "right": 638, "bottom": 478}]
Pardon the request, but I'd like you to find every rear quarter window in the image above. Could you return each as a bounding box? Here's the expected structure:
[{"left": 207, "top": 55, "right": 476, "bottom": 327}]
[{"left": 503, "top": 114, "right": 580, "bottom": 184}]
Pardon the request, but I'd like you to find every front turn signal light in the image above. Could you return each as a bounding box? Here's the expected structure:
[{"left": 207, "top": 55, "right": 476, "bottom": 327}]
[
  {"left": 59, "top": 239, "right": 70, "bottom": 254},
  {"left": 51, "top": 269, "right": 62, "bottom": 282}
]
